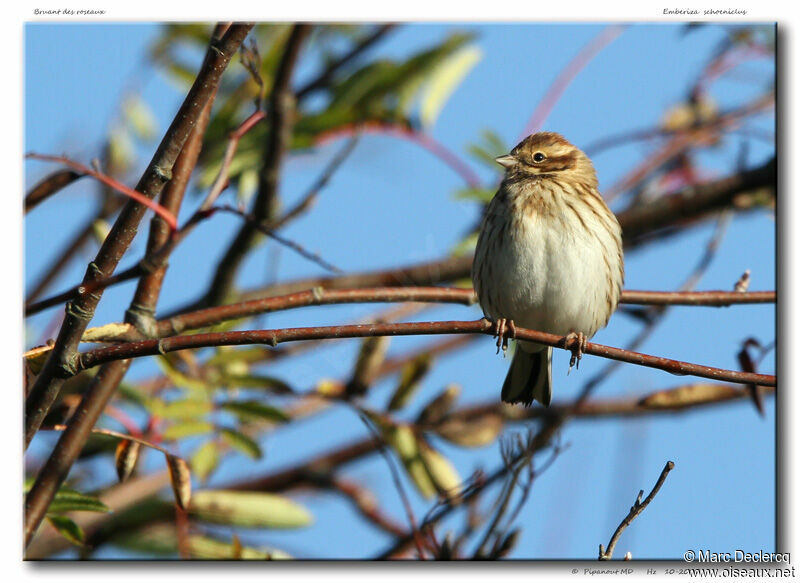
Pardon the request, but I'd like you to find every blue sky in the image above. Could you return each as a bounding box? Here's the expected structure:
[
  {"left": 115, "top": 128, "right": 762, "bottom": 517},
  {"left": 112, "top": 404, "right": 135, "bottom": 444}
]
[{"left": 24, "top": 22, "right": 775, "bottom": 561}]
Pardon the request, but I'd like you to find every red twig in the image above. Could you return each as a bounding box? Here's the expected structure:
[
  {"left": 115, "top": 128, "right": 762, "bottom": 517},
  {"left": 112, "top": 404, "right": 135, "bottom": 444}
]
[
  {"left": 25, "top": 153, "right": 179, "bottom": 231},
  {"left": 521, "top": 25, "right": 626, "bottom": 137},
  {"left": 200, "top": 109, "right": 267, "bottom": 210},
  {"left": 314, "top": 121, "right": 482, "bottom": 189}
]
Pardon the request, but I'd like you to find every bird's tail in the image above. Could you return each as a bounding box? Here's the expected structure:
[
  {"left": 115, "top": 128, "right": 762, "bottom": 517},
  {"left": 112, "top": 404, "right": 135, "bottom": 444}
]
[{"left": 501, "top": 345, "right": 552, "bottom": 407}]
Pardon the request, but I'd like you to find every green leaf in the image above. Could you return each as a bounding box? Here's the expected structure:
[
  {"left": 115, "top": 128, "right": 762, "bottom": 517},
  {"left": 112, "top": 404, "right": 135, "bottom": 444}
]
[
  {"left": 191, "top": 440, "right": 220, "bottom": 483},
  {"left": 221, "top": 374, "right": 293, "bottom": 394},
  {"left": 47, "top": 488, "right": 111, "bottom": 514},
  {"left": 221, "top": 400, "right": 290, "bottom": 423},
  {"left": 453, "top": 186, "right": 496, "bottom": 203},
  {"left": 190, "top": 490, "right": 313, "bottom": 529},
  {"left": 46, "top": 515, "right": 84, "bottom": 547},
  {"left": 220, "top": 428, "right": 263, "bottom": 459},
  {"left": 150, "top": 398, "right": 213, "bottom": 420},
  {"left": 162, "top": 420, "right": 215, "bottom": 441},
  {"left": 419, "top": 45, "right": 482, "bottom": 128},
  {"left": 435, "top": 414, "right": 504, "bottom": 448},
  {"left": 117, "top": 382, "right": 148, "bottom": 407},
  {"left": 155, "top": 355, "right": 209, "bottom": 392}
]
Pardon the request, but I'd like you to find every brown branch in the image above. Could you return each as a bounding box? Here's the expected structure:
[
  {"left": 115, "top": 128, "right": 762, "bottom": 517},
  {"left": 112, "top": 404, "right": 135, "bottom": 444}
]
[
  {"left": 617, "top": 156, "right": 774, "bottom": 248},
  {"left": 599, "top": 461, "right": 676, "bottom": 560},
  {"left": 605, "top": 92, "right": 774, "bottom": 203},
  {"left": 23, "top": 23, "right": 253, "bottom": 548},
  {"left": 211, "top": 204, "right": 343, "bottom": 274},
  {"left": 73, "top": 319, "right": 775, "bottom": 387},
  {"left": 324, "top": 477, "right": 407, "bottom": 538},
  {"left": 206, "top": 24, "right": 311, "bottom": 307},
  {"left": 25, "top": 169, "right": 84, "bottom": 213},
  {"left": 25, "top": 195, "right": 124, "bottom": 304},
  {"left": 74, "top": 287, "right": 773, "bottom": 345}
]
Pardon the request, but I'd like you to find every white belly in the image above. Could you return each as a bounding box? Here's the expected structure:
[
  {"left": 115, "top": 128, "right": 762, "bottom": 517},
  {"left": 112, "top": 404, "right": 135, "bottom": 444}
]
[{"left": 475, "top": 200, "right": 619, "bottom": 339}]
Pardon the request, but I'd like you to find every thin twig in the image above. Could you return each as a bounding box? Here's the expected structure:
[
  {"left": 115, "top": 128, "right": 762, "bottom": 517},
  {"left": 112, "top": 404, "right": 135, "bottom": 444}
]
[
  {"left": 315, "top": 121, "right": 481, "bottom": 188},
  {"left": 270, "top": 136, "right": 360, "bottom": 231},
  {"left": 200, "top": 109, "right": 267, "bottom": 211},
  {"left": 296, "top": 24, "right": 396, "bottom": 100},
  {"left": 206, "top": 24, "right": 311, "bottom": 307},
  {"left": 212, "top": 204, "right": 343, "bottom": 274},
  {"left": 357, "top": 412, "right": 428, "bottom": 558},
  {"left": 599, "top": 461, "right": 676, "bottom": 560}
]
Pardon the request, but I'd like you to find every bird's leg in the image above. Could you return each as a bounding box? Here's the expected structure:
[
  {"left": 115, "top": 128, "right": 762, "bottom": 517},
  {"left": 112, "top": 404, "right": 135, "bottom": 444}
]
[
  {"left": 565, "top": 331, "right": 588, "bottom": 374},
  {"left": 491, "top": 318, "right": 516, "bottom": 356}
]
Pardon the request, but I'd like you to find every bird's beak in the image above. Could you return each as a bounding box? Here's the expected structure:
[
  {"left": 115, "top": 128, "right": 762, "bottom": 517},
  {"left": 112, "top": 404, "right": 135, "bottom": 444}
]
[{"left": 495, "top": 154, "right": 516, "bottom": 169}]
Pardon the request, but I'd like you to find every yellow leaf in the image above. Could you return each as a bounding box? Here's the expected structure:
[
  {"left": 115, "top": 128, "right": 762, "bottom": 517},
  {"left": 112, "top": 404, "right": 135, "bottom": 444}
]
[{"left": 420, "top": 45, "right": 482, "bottom": 128}]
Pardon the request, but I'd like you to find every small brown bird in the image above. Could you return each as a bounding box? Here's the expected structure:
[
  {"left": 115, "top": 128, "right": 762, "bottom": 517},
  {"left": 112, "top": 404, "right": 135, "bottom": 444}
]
[{"left": 472, "top": 132, "right": 624, "bottom": 406}]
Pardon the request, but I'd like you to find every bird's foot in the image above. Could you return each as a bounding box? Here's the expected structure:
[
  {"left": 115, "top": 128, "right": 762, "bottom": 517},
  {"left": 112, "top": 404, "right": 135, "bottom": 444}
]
[
  {"left": 565, "top": 331, "right": 588, "bottom": 374},
  {"left": 490, "top": 318, "right": 516, "bottom": 356}
]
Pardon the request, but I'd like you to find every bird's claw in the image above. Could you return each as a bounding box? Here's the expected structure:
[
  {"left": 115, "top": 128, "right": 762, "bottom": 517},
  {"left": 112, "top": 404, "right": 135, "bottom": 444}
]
[
  {"left": 491, "top": 318, "right": 516, "bottom": 356},
  {"left": 565, "top": 331, "right": 587, "bottom": 374}
]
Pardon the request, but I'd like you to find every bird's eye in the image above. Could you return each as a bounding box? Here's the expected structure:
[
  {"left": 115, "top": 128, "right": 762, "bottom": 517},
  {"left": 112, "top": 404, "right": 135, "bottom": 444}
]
[{"left": 533, "top": 152, "right": 546, "bottom": 163}]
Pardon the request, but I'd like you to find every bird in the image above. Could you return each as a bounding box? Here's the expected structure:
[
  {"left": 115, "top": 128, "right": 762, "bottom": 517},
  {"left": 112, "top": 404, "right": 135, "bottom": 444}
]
[{"left": 471, "top": 132, "right": 624, "bottom": 407}]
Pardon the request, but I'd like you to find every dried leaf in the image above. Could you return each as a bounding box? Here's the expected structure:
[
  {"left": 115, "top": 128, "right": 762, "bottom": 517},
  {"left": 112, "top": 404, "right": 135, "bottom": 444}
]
[
  {"left": 166, "top": 454, "right": 192, "bottom": 510},
  {"left": 639, "top": 383, "right": 740, "bottom": 408},
  {"left": 418, "top": 439, "right": 462, "bottom": 502},
  {"left": 347, "top": 335, "right": 391, "bottom": 396},
  {"left": 417, "top": 384, "right": 461, "bottom": 425},
  {"left": 387, "top": 353, "right": 433, "bottom": 411},
  {"left": 435, "top": 414, "right": 504, "bottom": 448},
  {"left": 114, "top": 439, "right": 141, "bottom": 483}
]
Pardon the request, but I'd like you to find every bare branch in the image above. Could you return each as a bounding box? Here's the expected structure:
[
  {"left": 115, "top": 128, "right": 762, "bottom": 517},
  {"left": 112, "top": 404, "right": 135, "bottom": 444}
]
[
  {"left": 25, "top": 169, "right": 83, "bottom": 213},
  {"left": 599, "top": 461, "right": 676, "bottom": 560},
  {"left": 73, "top": 319, "right": 775, "bottom": 387}
]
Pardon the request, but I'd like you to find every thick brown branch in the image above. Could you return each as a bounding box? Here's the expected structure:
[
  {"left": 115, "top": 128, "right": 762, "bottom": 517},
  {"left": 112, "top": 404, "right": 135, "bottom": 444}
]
[
  {"left": 616, "top": 156, "right": 775, "bottom": 247},
  {"left": 24, "top": 24, "right": 254, "bottom": 451},
  {"left": 23, "top": 23, "right": 253, "bottom": 548}
]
